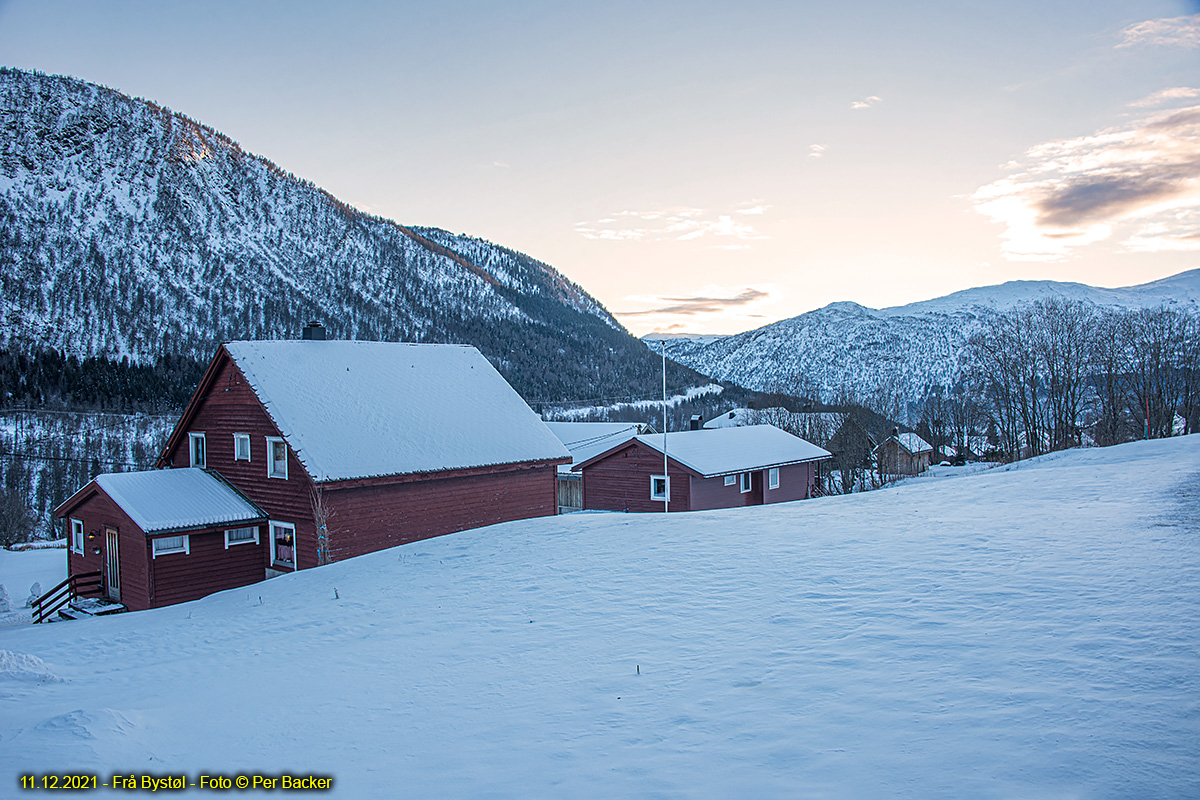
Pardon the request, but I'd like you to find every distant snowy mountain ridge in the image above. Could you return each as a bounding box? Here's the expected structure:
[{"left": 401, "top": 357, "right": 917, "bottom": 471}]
[
  {"left": 0, "top": 67, "right": 703, "bottom": 402},
  {"left": 647, "top": 270, "right": 1200, "bottom": 402}
]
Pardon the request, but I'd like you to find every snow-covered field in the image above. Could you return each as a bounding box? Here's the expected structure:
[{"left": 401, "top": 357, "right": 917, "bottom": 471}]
[
  {"left": 0, "top": 548, "right": 66, "bottom": 627},
  {"left": 1, "top": 437, "right": 1197, "bottom": 798}
]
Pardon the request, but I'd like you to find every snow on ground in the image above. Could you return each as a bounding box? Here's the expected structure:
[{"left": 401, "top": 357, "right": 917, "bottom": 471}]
[
  {"left": 0, "top": 548, "right": 66, "bottom": 627},
  {"left": 0, "top": 437, "right": 1197, "bottom": 798}
]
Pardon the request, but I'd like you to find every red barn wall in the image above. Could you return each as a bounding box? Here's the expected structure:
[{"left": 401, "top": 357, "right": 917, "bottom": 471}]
[
  {"left": 581, "top": 442, "right": 694, "bottom": 512},
  {"left": 163, "top": 356, "right": 318, "bottom": 571},
  {"left": 326, "top": 463, "right": 558, "bottom": 555}
]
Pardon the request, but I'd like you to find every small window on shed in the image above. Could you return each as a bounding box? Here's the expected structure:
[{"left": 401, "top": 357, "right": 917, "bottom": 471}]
[
  {"left": 650, "top": 475, "right": 670, "bottom": 502},
  {"left": 724, "top": 475, "right": 736, "bottom": 486},
  {"left": 70, "top": 518, "right": 84, "bottom": 553},
  {"left": 233, "top": 433, "right": 251, "bottom": 461},
  {"left": 225, "top": 526, "right": 259, "bottom": 549},
  {"left": 152, "top": 535, "right": 189, "bottom": 558},
  {"left": 267, "top": 437, "right": 288, "bottom": 479},
  {"left": 740, "top": 472, "right": 752, "bottom": 493},
  {"left": 188, "top": 432, "right": 206, "bottom": 468},
  {"left": 768, "top": 467, "right": 780, "bottom": 490}
]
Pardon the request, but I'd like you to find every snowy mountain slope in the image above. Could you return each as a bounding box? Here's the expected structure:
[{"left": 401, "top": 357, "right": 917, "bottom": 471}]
[
  {"left": 0, "top": 67, "right": 696, "bottom": 401},
  {"left": 2, "top": 435, "right": 1197, "bottom": 797},
  {"left": 650, "top": 270, "right": 1200, "bottom": 400}
]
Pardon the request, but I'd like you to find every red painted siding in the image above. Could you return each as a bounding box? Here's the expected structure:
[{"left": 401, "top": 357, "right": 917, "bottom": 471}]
[
  {"left": 326, "top": 463, "right": 558, "bottom": 555},
  {"left": 581, "top": 442, "right": 694, "bottom": 512},
  {"left": 148, "top": 527, "right": 266, "bottom": 608},
  {"left": 59, "top": 488, "right": 151, "bottom": 610},
  {"left": 162, "top": 355, "right": 316, "bottom": 571}
]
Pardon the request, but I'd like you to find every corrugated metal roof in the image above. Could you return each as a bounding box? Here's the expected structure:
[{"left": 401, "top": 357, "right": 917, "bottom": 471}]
[
  {"left": 94, "top": 469, "right": 264, "bottom": 534},
  {"left": 224, "top": 341, "right": 570, "bottom": 482}
]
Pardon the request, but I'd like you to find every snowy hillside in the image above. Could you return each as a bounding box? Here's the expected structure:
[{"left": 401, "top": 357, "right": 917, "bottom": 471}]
[
  {"left": 651, "top": 270, "right": 1200, "bottom": 401},
  {"left": 2, "top": 436, "right": 1197, "bottom": 797},
  {"left": 0, "top": 67, "right": 700, "bottom": 402}
]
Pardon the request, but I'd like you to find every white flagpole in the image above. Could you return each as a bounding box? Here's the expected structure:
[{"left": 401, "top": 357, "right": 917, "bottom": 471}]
[{"left": 661, "top": 339, "right": 668, "bottom": 513}]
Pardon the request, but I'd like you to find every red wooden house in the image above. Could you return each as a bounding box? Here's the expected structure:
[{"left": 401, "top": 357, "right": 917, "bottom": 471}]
[
  {"left": 54, "top": 468, "right": 267, "bottom": 611},
  {"left": 53, "top": 338, "right": 570, "bottom": 611},
  {"left": 574, "top": 424, "right": 831, "bottom": 513}
]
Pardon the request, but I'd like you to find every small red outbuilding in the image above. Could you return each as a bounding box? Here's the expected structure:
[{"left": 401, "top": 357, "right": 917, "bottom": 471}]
[
  {"left": 574, "top": 424, "right": 831, "bottom": 513},
  {"left": 54, "top": 468, "right": 267, "bottom": 611}
]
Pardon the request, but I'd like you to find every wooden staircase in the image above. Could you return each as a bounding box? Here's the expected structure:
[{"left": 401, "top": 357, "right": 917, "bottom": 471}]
[{"left": 30, "top": 571, "right": 124, "bottom": 623}]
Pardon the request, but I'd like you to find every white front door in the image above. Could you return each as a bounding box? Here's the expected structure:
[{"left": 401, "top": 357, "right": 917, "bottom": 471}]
[{"left": 104, "top": 527, "right": 121, "bottom": 601}]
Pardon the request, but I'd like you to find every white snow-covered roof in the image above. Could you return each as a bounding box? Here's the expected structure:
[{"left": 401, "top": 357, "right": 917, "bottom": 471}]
[
  {"left": 703, "top": 408, "right": 756, "bottom": 429},
  {"left": 93, "top": 468, "right": 264, "bottom": 534},
  {"left": 224, "top": 341, "right": 570, "bottom": 482},
  {"left": 879, "top": 432, "right": 934, "bottom": 455},
  {"left": 585, "top": 424, "right": 830, "bottom": 477},
  {"left": 544, "top": 422, "right": 646, "bottom": 474}
]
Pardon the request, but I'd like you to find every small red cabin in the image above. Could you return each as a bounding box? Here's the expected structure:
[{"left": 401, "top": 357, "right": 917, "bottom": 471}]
[
  {"left": 574, "top": 425, "right": 831, "bottom": 513},
  {"left": 55, "top": 339, "right": 571, "bottom": 610},
  {"left": 54, "top": 468, "right": 267, "bottom": 611}
]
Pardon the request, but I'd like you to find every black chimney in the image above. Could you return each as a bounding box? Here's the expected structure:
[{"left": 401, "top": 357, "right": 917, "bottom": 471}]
[
  {"left": 302, "top": 321, "right": 327, "bottom": 341},
  {"left": 690, "top": 415, "right": 703, "bottom": 431}
]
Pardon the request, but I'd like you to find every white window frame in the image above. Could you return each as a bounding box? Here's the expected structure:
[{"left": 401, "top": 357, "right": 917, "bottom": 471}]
[
  {"left": 270, "top": 520, "right": 297, "bottom": 568},
  {"left": 650, "top": 474, "right": 670, "bottom": 502},
  {"left": 224, "top": 525, "right": 260, "bottom": 549},
  {"left": 740, "top": 472, "right": 752, "bottom": 493},
  {"left": 768, "top": 467, "right": 780, "bottom": 490},
  {"left": 233, "top": 433, "right": 251, "bottom": 462},
  {"left": 724, "top": 475, "right": 736, "bottom": 487},
  {"left": 152, "top": 535, "right": 190, "bottom": 559},
  {"left": 266, "top": 437, "right": 288, "bottom": 480},
  {"left": 188, "top": 432, "right": 207, "bottom": 468},
  {"left": 70, "top": 518, "right": 85, "bottom": 553}
]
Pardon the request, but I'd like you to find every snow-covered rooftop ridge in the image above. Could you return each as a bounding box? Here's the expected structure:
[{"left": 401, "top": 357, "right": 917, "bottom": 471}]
[
  {"left": 544, "top": 422, "right": 646, "bottom": 473},
  {"left": 893, "top": 432, "right": 933, "bottom": 454},
  {"left": 223, "top": 340, "right": 570, "bottom": 482},
  {"left": 623, "top": 424, "right": 831, "bottom": 477},
  {"left": 93, "top": 468, "right": 263, "bottom": 534}
]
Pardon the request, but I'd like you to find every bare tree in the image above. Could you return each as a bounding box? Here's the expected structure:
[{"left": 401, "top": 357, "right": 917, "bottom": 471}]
[{"left": 310, "top": 486, "right": 336, "bottom": 566}]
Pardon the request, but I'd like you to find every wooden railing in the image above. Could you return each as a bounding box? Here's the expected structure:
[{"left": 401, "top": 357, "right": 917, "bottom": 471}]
[{"left": 30, "top": 571, "right": 103, "bottom": 624}]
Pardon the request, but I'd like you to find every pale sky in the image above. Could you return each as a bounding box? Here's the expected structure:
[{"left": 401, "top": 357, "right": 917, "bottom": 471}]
[{"left": 1, "top": 1, "right": 1198, "bottom": 335}]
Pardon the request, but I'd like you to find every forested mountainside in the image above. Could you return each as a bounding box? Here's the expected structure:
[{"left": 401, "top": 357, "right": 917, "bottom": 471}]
[
  {"left": 651, "top": 270, "right": 1200, "bottom": 403},
  {"left": 0, "top": 67, "right": 705, "bottom": 403}
]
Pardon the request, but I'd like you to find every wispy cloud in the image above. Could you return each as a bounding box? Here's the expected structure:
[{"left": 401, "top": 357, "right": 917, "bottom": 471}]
[
  {"left": 1117, "top": 14, "right": 1200, "bottom": 48},
  {"left": 575, "top": 205, "right": 769, "bottom": 244},
  {"left": 493, "top": 161, "right": 510, "bottom": 168},
  {"left": 972, "top": 104, "right": 1200, "bottom": 260},
  {"left": 617, "top": 288, "right": 770, "bottom": 317},
  {"left": 851, "top": 95, "right": 882, "bottom": 110},
  {"left": 1131, "top": 87, "right": 1200, "bottom": 107},
  {"left": 808, "top": 144, "right": 827, "bottom": 159}
]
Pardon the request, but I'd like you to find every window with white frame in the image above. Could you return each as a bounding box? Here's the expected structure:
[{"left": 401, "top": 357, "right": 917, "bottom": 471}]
[
  {"left": 70, "top": 518, "right": 84, "bottom": 553},
  {"left": 740, "top": 472, "right": 752, "bottom": 493},
  {"left": 650, "top": 475, "right": 670, "bottom": 502},
  {"left": 233, "top": 433, "right": 251, "bottom": 462},
  {"left": 724, "top": 475, "right": 736, "bottom": 486},
  {"left": 768, "top": 467, "right": 780, "bottom": 490},
  {"left": 270, "top": 521, "right": 296, "bottom": 567},
  {"left": 267, "top": 437, "right": 288, "bottom": 479},
  {"left": 152, "top": 535, "right": 189, "bottom": 558},
  {"left": 224, "top": 526, "right": 259, "bottom": 549},
  {"left": 188, "top": 432, "right": 207, "bottom": 468}
]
